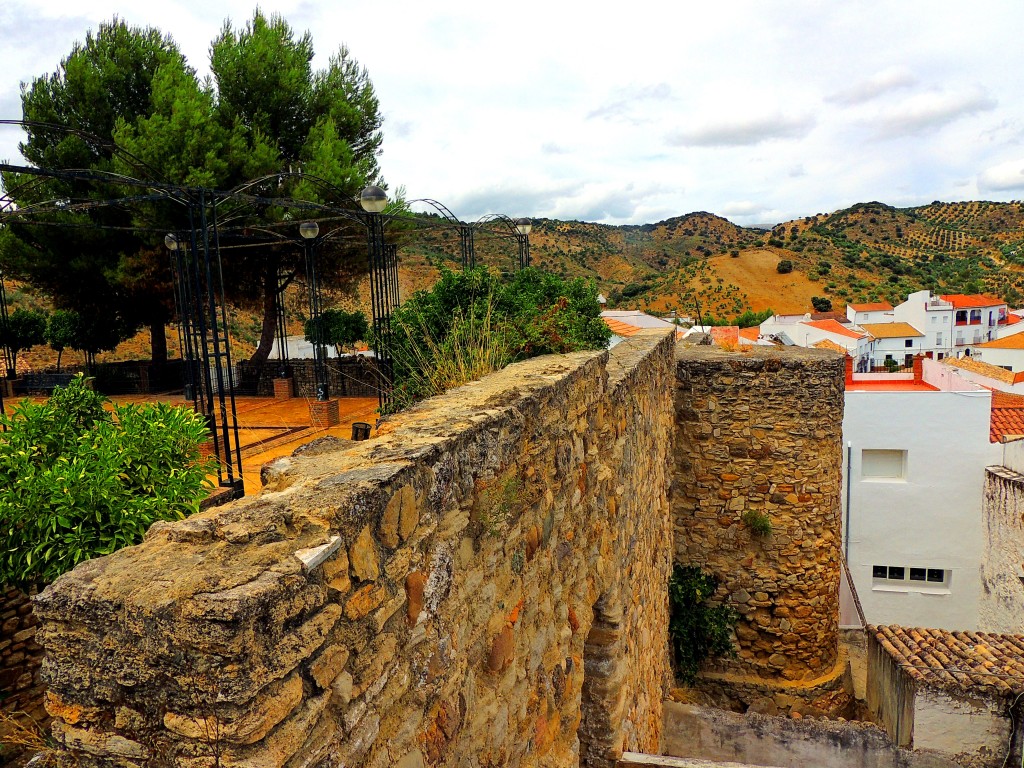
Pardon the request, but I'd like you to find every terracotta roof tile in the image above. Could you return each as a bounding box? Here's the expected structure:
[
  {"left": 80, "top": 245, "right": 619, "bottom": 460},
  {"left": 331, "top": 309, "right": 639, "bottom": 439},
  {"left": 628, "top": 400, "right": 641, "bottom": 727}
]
[
  {"left": 710, "top": 326, "right": 740, "bottom": 346},
  {"left": 979, "top": 334, "right": 1024, "bottom": 349},
  {"left": 812, "top": 339, "right": 847, "bottom": 354},
  {"left": 603, "top": 318, "right": 642, "bottom": 337},
  {"left": 944, "top": 356, "right": 1024, "bottom": 385},
  {"left": 860, "top": 322, "right": 924, "bottom": 339},
  {"left": 869, "top": 624, "right": 1024, "bottom": 696},
  {"left": 940, "top": 294, "right": 1005, "bottom": 309},
  {"left": 848, "top": 302, "right": 893, "bottom": 311},
  {"left": 803, "top": 319, "right": 866, "bottom": 340},
  {"left": 738, "top": 327, "right": 760, "bottom": 342}
]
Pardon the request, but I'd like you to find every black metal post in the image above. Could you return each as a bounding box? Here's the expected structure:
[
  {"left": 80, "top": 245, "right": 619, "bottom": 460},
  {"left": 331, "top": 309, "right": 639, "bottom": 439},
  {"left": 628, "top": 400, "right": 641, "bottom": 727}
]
[
  {"left": 303, "top": 238, "right": 328, "bottom": 401},
  {"left": 0, "top": 270, "right": 11, "bottom": 422},
  {"left": 0, "top": 270, "right": 13, "bottom": 378},
  {"left": 275, "top": 268, "right": 290, "bottom": 378},
  {"left": 366, "top": 212, "right": 393, "bottom": 411},
  {"left": 460, "top": 225, "right": 476, "bottom": 270},
  {"left": 518, "top": 233, "right": 530, "bottom": 269}
]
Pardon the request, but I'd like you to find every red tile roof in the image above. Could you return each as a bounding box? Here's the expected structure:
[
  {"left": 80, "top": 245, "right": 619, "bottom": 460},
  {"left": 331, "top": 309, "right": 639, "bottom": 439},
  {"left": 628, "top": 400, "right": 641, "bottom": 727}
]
[
  {"left": 990, "top": 391, "right": 1024, "bottom": 442},
  {"left": 978, "top": 334, "right": 1024, "bottom": 349},
  {"left": 738, "top": 327, "right": 760, "bottom": 342},
  {"left": 848, "top": 302, "right": 893, "bottom": 311},
  {"left": 870, "top": 625, "right": 1024, "bottom": 696},
  {"left": 709, "top": 326, "right": 739, "bottom": 346},
  {"left": 846, "top": 380, "right": 938, "bottom": 392},
  {"left": 1007, "top": 315, "right": 1023, "bottom": 326},
  {"left": 603, "top": 318, "right": 643, "bottom": 337},
  {"left": 940, "top": 294, "right": 1005, "bottom": 309},
  {"left": 860, "top": 322, "right": 924, "bottom": 339},
  {"left": 803, "top": 319, "right": 866, "bottom": 340}
]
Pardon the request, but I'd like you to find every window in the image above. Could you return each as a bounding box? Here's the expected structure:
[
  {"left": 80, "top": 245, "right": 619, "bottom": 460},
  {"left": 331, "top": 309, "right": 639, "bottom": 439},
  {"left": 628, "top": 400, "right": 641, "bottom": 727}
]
[
  {"left": 904, "top": 339, "right": 913, "bottom": 348},
  {"left": 862, "top": 449, "right": 907, "bottom": 480},
  {"left": 956, "top": 310, "right": 968, "bottom": 325},
  {"left": 936, "top": 332, "right": 943, "bottom": 346},
  {"left": 931, "top": 316, "right": 938, "bottom": 324},
  {"left": 873, "top": 564, "right": 951, "bottom": 591}
]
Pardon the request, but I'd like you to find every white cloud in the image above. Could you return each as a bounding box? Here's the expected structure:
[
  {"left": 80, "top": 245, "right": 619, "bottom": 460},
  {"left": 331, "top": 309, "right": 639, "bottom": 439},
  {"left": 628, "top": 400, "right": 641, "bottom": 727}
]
[
  {"left": 666, "top": 114, "right": 815, "bottom": 148},
  {"left": 2, "top": 1, "right": 1024, "bottom": 226},
  {"left": 979, "top": 159, "right": 1024, "bottom": 192},
  {"left": 826, "top": 67, "right": 917, "bottom": 105},
  {"left": 871, "top": 87, "right": 997, "bottom": 138}
]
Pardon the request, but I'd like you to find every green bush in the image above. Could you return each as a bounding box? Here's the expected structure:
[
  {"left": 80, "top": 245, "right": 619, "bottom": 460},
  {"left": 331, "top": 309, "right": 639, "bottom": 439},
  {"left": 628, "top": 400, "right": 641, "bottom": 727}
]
[
  {"left": 304, "top": 308, "right": 369, "bottom": 356},
  {"left": 384, "top": 267, "right": 610, "bottom": 413},
  {"left": 741, "top": 509, "right": 772, "bottom": 537},
  {"left": 0, "top": 308, "right": 47, "bottom": 373},
  {"left": 776, "top": 259, "right": 793, "bottom": 274},
  {"left": 668, "top": 565, "right": 738, "bottom": 684},
  {"left": 0, "top": 376, "right": 213, "bottom": 587},
  {"left": 811, "top": 296, "right": 833, "bottom": 312}
]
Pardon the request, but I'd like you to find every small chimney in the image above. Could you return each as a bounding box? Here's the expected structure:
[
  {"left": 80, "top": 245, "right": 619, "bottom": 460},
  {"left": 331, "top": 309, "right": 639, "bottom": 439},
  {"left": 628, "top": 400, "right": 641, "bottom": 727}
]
[
  {"left": 845, "top": 354, "right": 854, "bottom": 385},
  {"left": 913, "top": 354, "right": 924, "bottom": 383}
]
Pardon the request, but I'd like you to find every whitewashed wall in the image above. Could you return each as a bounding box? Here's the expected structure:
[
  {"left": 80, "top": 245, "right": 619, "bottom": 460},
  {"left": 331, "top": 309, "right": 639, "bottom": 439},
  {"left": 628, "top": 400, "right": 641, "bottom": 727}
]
[{"left": 842, "top": 387, "right": 999, "bottom": 629}]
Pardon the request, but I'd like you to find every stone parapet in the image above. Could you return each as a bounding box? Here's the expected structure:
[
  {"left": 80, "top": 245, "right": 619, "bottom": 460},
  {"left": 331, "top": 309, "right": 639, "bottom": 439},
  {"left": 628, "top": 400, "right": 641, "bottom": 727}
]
[
  {"left": 35, "top": 330, "right": 676, "bottom": 768},
  {"left": 673, "top": 347, "right": 844, "bottom": 685},
  {"left": 0, "top": 585, "right": 45, "bottom": 726}
]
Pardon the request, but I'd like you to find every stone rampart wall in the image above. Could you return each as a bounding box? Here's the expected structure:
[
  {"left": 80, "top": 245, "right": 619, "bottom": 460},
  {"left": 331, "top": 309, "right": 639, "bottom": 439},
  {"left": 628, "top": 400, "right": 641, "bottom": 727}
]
[
  {"left": 34, "top": 330, "right": 675, "bottom": 768},
  {"left": 237, "top": 358, "right": 380, "bottom": 398},
  {"left": 673, "top": 347, "right": 844, "bottom": 684},
  {"left": 0, "top": 585, "right": 45, "bottom": 722},
  {"left": 979, "top": 466, "right": 1024, "bottom": 633}
]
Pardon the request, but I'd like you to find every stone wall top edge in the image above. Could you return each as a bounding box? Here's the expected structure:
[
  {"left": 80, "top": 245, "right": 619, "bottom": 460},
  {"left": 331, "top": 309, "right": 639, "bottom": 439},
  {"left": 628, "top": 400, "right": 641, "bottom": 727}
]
[
  {"left": 676, "top": 345, "right": 845, "bottom": 366},
  {"left": 35, "top": 346, "right": 615, "bottom": 619},
  {"left": 606, "top": 329, "right": 675, "bottom": 391}
]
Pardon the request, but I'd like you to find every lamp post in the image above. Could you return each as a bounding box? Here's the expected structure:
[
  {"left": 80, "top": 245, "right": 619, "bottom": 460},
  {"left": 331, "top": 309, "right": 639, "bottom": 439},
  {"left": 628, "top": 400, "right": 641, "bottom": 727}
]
[
  {"left": 515, "top": 217, "right": 532, "bottom": 269},
  {"left": 359, "top": 185, "right": 398, "bottom": 412},
  {"left": 299, "top": 220, "right": 328, "bottom": 401}
]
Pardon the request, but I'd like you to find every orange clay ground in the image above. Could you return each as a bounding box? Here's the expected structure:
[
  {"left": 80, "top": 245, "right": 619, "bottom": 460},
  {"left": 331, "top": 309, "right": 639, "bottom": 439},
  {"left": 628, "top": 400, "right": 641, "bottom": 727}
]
[{"left": 13, "top": 393, "right": 379, "bottom": 497}]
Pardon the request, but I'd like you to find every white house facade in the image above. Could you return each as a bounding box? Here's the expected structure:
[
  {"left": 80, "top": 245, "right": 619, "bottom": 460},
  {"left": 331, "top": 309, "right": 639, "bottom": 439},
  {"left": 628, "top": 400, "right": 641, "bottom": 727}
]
[{"left": 842, "top": 359, "right": 999, "bottom": 630}]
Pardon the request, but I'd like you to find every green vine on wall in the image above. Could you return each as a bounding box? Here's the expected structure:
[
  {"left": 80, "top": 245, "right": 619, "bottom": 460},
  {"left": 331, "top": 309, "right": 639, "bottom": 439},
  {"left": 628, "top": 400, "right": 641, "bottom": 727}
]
[{"left": 668, "top": 565, "right": 738, "bottom": 684}]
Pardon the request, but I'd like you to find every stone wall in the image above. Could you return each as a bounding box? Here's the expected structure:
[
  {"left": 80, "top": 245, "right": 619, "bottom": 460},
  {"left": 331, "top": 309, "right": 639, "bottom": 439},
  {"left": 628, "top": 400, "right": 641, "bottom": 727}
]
[
  {"left": 0, "top": 585, "right": 45, "bottom": 722},
  {"left": 662, "top": 702, "right": 960, "bottom": 768},
  {"left": 979, "top": 465, "right": 1024, "bottom": 633},
  {"left": 673, "top": 347, "right": 844, "bottom": 688},
  {"left": 237, "top": 358, "right": 380, "bottom": 398},
  {"left": 34, "top": 330, "right": 675, "bottom": 768}
]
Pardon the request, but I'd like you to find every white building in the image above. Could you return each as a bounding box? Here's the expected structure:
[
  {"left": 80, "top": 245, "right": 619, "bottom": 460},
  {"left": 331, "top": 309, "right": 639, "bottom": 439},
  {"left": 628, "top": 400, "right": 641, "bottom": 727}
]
[
  {"left": 846, "top": 301, "right": 893, "bottom": 325},
  {"left": 759, "top": 315, "right": 872, "bottom": 370},
  {"left": 890, "top": 290, "right": 955, "bottom": 359},
  {"left": 842, "top": 358, "right": 1000, "bottom": 630},
  {"left": 974, "top": 333, "right": 1024, "bottom": 372},
  {"left": 859, "top": 322, "right": 925, "bottom": 370}
]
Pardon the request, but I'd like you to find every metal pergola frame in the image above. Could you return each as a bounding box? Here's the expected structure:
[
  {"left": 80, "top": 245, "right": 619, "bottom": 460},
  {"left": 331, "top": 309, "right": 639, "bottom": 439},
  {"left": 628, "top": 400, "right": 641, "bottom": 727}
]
[{"left": 0, "top": 120, "right": 534, "bottom": 495}]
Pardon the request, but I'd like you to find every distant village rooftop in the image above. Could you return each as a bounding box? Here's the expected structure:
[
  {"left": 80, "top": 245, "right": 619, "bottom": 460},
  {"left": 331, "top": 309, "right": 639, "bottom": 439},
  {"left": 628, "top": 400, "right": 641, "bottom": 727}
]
[
  {"left": 940, "top": 294, "right": 1005, "bottom": 309},
  {"left": 870, "top": 625, "right": 1024, "bottom": 696},
  {"left": 860, "top": 322, "right": 924, "bottom": 339},
  {"left": 803, "top": 319, "right": 866, "bottom": 339},
  {"left": 944, "top": 355, "right": 1024, "bottom": 385},
  {"left": 848, "top": 301, "right": 893, "bottom": 312}
]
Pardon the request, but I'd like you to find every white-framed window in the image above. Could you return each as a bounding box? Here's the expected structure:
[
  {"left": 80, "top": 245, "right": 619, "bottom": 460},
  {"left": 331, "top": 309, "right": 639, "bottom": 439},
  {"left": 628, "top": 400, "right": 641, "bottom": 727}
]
[
  {"left": 862, "top": 449, "right": 907, "bottom": 480},
  {"left": 872, "top": 564, "right": 951, "bottom": 592},
  {"left": 936, "top": 332, "right": 943, "bottom": 346}
]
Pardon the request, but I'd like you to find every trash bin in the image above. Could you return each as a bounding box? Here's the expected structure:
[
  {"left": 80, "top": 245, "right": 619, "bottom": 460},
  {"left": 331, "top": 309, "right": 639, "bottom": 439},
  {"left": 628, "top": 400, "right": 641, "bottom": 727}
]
[{"left": 351, "top": 421, "right": 371, "bottom": 441}]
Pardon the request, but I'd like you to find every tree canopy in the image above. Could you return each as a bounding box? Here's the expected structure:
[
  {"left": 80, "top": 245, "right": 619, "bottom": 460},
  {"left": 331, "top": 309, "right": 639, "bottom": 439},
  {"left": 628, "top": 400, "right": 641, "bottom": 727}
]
[{"left": 0, "top": 12, "right": 385, "bottom": 364}]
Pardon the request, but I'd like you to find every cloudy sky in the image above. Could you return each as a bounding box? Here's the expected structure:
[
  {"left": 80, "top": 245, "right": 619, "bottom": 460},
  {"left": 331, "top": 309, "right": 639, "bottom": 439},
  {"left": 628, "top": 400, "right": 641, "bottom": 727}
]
[{"left": 2, "top": 0, "right": 1024, "bottom": 227}]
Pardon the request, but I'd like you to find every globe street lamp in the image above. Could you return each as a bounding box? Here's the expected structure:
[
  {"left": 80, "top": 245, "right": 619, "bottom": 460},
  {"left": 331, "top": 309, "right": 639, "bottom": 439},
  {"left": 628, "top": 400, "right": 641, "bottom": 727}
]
[{"left": 515, "top": 217, "right": 532, "bottom": 268}]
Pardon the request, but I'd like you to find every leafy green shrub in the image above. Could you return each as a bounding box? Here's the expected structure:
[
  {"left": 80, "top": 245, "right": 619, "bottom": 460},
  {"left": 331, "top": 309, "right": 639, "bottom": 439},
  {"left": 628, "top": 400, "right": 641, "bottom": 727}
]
[
  {"left": 0, "top": 375, "right": 213, "bottom": 587},
  {"left": 776, "top": 259, "right": 793, "bottom": 274},
  {"left": 0, "top": 308, "right": 47, "bottom": 373},
  {"left": 304, "top": 308, "right": 369, "bottom": 355},
  {"left": 669, "top": 565, "right": 737, "bottom": 684},
  {"left": 811, "top": 296, "right": 833, "bottom": 312},
  {"left": 741, "top": 509, "right": 772, "bottom": 537},
  {"left": 384, "top": 267, "right": 610, "bottom": 413}
]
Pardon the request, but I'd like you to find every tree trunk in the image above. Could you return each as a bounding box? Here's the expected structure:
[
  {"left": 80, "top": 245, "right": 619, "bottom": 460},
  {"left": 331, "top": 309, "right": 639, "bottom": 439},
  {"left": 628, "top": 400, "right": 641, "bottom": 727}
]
[
  {"left": 150, "top": 318, "right": 168, "bottom": 364},
  {"left": 56, "top": 349, "right": 63, "bottom": 373},
  {"left": 249, "top": 257, "right": 279, "bottom": 365}
]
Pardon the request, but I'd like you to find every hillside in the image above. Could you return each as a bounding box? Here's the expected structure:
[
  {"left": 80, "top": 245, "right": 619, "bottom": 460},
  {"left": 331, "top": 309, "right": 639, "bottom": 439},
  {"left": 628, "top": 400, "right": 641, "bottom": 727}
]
[{"left": 10, "top": 199, "right": 1024, "bottom": 371}]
